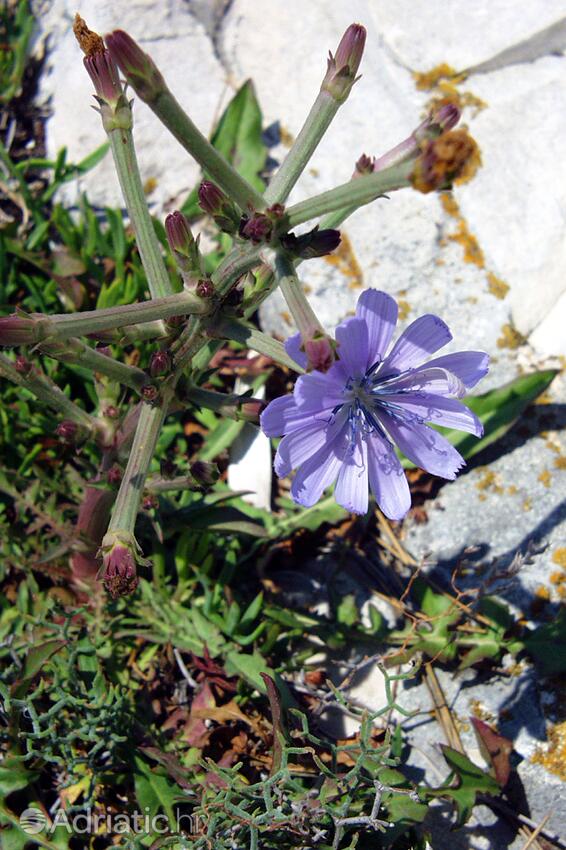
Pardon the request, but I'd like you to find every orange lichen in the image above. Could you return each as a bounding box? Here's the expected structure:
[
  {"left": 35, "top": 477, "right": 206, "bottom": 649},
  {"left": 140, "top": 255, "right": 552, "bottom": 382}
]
[
  {"left": 497, "top": 324, "right": 525, "bottom": 350},
  {"left": 532, "top": 722, "right": 566, "bottom": 780},
  {"left": 552, "top": 548, "right": 566, "bottom": 568},
  {"left": 522, "top": 498, "right": 532, "bottom": 512},
  {"left": 414, "top": 64, "right": 462, "bottom": 91},
  {"left": 538, "top": 469, "right": 551, "bottom": 488},
  {"left": 323, "top": 232, "right": 363, "bottom": 289},
  {"left": 439, "top": 192, "right": 485, "bottom": 267},
  {"left": 280, "top": 311, "right": 292, "bottom": 326},
  {"left": 487, "top": 272, "right": 509, "bottom": 300},
  {"left": 398, "top": 299, "right": 411, "bottom": 321},
  {"left": 475, "top": 469, "right": 503, "bottom": 494},
  {"left": 554, "top": 456, "right": 566, "bottom": 470}
]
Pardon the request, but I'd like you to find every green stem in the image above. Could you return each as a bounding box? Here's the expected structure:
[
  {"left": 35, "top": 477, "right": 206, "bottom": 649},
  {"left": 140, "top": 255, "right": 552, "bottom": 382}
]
[
  {"left": 150, "top": 89, "right": 265, "bottom": 211},
  {"left": 32, "top": 290, "right": 208, "bottom": 342},
  {"left": 214, "top": 317, "right": 304, "bottom": 373},
  {"left": 264, "top": 91, "right": 339, "bottom": 205},
  {"left": 211, "top": 243, "right": 263, "bottom": 297},
  {"left": 274, "top": 252, "right": 323, "bottom": 339},
  {"left": 106, "top": 401, "right": 166, "bottom": 535},
  {"left": 106, "top": 122, "right": 173, "bottom": 299},
  {"left": 0, "top": 353, "right": 96, "bottom": 432},
  {"left": 284, "top": 160, "right": 414, "bottom": 228},
  {"left": 40, "top": 338, "right": 150, "bottom": 393}
]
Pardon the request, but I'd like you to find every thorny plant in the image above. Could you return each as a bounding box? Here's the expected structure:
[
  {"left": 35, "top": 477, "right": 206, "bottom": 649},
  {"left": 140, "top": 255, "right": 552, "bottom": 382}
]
[{"left": 0, "top": 17, "right": 484, "bottom": 598}]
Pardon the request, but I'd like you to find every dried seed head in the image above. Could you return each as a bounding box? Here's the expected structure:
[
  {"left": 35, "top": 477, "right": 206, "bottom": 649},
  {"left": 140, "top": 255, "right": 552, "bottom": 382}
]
[{"left": 411, "top": 130, "right": 480, "bottom": 193}]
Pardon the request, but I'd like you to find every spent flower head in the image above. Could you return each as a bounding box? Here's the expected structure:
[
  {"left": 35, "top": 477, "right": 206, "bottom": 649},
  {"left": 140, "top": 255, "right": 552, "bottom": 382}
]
[
  {"left": 261, "top": 290, "right": 488, "bottom": 519},
  {"left": 98, "top": 531, "right": 148, "bottom": 598}
]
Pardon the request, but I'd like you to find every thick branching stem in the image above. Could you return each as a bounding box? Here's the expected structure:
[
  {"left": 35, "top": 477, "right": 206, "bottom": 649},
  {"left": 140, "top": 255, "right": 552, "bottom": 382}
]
[
  {"left": 284, "top": 160, "right": 414, "bottom": 228},
  {"left": 214, "top": 317, "right": 304, "bottom": 373},
  {"left": 274, "top": 252, "right": 324, "bottom": 340},
  {"left": 40, "top": 338, "right": 150, "bottom": 393}
]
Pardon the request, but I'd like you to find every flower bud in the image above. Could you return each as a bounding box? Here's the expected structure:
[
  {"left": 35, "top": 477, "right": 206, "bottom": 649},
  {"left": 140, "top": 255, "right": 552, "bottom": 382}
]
[
  {"left": 239, "top": 213, "right": 273, "bottom": 244},
  {"left": 105, "top": 30, "right": 166, "bottom": 103},
  {"left": 98, "top": 531, "right": 144, "bottom": 598},
  {"left": 321, "top": 24, "right": 366, "bottom": 102},
  {"left": 237, "top": 398, "right": 266, "bottom": 423},
  {"left": 198, "top": 181, "right": 241, "bottom": 234},
  {"left": 15, "top": 355, "right": 31, "bottom": 375},
  {"left": 149, "top": 349, "right": 172, "bottom": 377},
  {"left": 196, "top": 279, "right": 215, "bottom": 299},
  {"left": 141, "top": 384, "right": 159, "bottom": 403},
  {"left": 107, "top": 464, "right": 122, "bottom": 485},
  {"left": 304, "top": 335, "right": 335, "bottom": 372},
  {"left": 189, "top": 461, "right": 219, "bottom": 488},
  {"left": 83, "top": 50, "right": 123, "bottom": 107},
  {"left": 55, "top": 420, "right": 79, "bottom": 444},
  {"left": 280, "top": 226, "right": 341, "bottom": 259},
  {"left": 0, "top": 314, "right": 39, "bottom": 346},
  {"left": 411, "top": 129, "right": 480, "bottom": 194},
  {"left": 165, "top": 211, "right": 202, "bottom": 281}
]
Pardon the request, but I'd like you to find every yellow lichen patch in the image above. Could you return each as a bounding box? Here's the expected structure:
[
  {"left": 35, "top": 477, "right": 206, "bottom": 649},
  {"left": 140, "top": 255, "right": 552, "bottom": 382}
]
[
  {"left": 280, "top": 311, "right": 292, "bottom": 326},
  {"left": 552, "top": 548, "right": 566, "bottom": 568},
  {"left": 507, "top": 485, "right": 518, "bottom": 496},
  {"left": 470, "top": 699, "right": 494, "bottom": 722},
  {"left": 398, "top": 299, "right": 411, "bottom": 321},
  {"left": 413, "top": 64, "right": 461, "bottom": 91},
  {"left": 475, "top": 469, "right": 504, "bottom": 495},
  {"left": 534, "top": 585, "right": 550, "bottom": 601},
  {"left": 554, "top": 456, "right": 566, "bottom": 470},
  {"left": 550, "top": 570, "right": 566, "bottom": 587},
  {"left": 532, "top": 722, "right": 566, "bottom": 780},
  {"left": 454, "top": 138, "right": 482, "bottom": 186},
  {"left": 487, "top": 272, "right": 509, "bottom": 300},
  {"left": 497, "top": 323, "right": 525, "bottom": 350},
  {"left": 439, "top": 192, "right": 485, "bottom": 267},
  {"left": 279, "top": 126, "right": 294, "bottom": 148},
  {"left": 522, "top": 498, "right": 532, "bottom": 512},
  {"left": 143, "top": 177, "right": 158, "bottom": 195},
  {"left": 538, "top": 469, "right": 551, "bottom": 488},
  {"left": 323, "top": 232, "right": 363, "bottom": 289}
]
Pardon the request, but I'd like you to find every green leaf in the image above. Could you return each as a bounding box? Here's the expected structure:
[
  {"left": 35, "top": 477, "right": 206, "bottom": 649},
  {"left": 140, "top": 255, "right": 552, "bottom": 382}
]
[
  {"left": 437, "top": 746, "right": 500, "bottom": 825},
  {"left": 0, "top": 754, "right": 38, "bottom": 794},
  {"left": 224, "top": 649, "right": 273, "bottom": 691},
  {"left": 402, "top": 369, "right": 558, "bottom": 467},
  {"left": 11, "top": 638, "right": 67, "bottom": 696},
  {"left": 523, "top": 608, "right": 566, "bottom": 674},
  {"left": 133, "top": 756, "right": 177, "bottom": 824}
]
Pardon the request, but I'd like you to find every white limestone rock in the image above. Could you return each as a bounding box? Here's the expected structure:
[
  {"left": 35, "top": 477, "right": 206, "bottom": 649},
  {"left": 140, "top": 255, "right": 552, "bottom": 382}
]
[{"left": 36, "top": 0, "right": 228, "bottom": 209}]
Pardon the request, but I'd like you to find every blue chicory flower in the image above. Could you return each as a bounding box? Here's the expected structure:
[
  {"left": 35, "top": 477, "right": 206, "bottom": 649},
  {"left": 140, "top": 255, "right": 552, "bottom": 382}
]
[{"left": 260, "top": 289, "right": 489, "bottom": 519}]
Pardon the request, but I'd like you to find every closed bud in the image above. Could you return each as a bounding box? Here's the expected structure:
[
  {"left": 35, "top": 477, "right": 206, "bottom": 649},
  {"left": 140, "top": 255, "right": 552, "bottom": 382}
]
[
  {"left": 165, "top": 211, "right": 202, "bottom": 280},
  {"left": 0, "top": 314, "right": 40, "bottom": 346},
  {"left": 239, "top": 213, "right": 273, "bottom": 244},
  {"left": 105, "top": 30, "right": 166, "bottom": 103},
  {"left": 83, "top": 50, "right": 123, "bottom": 107},
  {"left": 281, "top": 226, "right": 341, "bottom": 259},
  {"left": 322, "top": 24, "right": 366, "bottom": 102},
  {"left": 304, "top": 334, "right": 335, "bottom": 373},
  {"left": 238, "top": 398, "right": 266, "bottom": 423},
  {"left": 196, "top": 279, "right": 215, "bottom": 299},
  {"left": 15, "top": 355, "right": 31, "bottom": 374},
  {"left": 55, "top": 420, "right": 79, "bottom": 444},
  {"left": 107, "top": 464, "right": 122, "bottom": 485},
  {"left": 149, "top": 349, "right": 172, "bottom": 377},
  {"left": 198, "top": 181, "right": 241, "bottom": 234},
  {"left": 189, "top": 460, "right": 219, "bottom": 488}
]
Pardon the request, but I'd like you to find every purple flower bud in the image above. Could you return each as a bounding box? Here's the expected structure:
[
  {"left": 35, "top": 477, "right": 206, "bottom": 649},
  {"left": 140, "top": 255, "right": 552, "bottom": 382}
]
[
  {"left": 196, "top": 279, "right": 215, "bottom": 299},
  {"left": 105, "top": 29, "right": 166, "bottom": 103},
  {"left": 354, "top": 153, "right": 375, "bottom": 177},
  {"left": 100, "top": 543, "right": 139, "bottom": 598},
  {"left": 55, "top": 420, "right": 79, "bottom": 444},
  {"left": 15, "top": 355, "right": 31, "bottom": 374},
  {"left": 83, "top": 50, "right": 123, "bottom": 106},
  {"left": 280, "top": 227, "right": 341, "bottom": 259},
  {"left": 107, "top": 464, "right": 122, "bottom": 485},
  {"left": 165, "top": 211, "right": 202, "bottom": 279},
  {"left": 160, "top": 459, "right": 177, "bottom": 479},
  {"left": 198, "top": 181, "right": 240, "bottom": 234},
  {"left": 238, "top": 399, "right": 266, "bottom": 423},
  {"left": 104, "top": 405, "right": 120, "bottom": 419},
  {"left": 322, "top": 24, "right": 366, "bottom": 102},
  {"left": 304, "top": 335, "right": 335, "bottom": 373},
  {"left": 141, "top": 384, "right": 159, "bottom": 403},
  {"left": 189, "top": 461, "right": 219, "bottom": 488},
  {"left": 432, "top": 102, "right": 461, "bottom": 133},
  {"left": 149, "top": 349, "right": 172, "bottom": 377},
  {"left": 0, "top": 315, "right": 38, "bottom": 346},
  {"left": 142, "top": 494, "right": 159, "bottom": 511},
  {"left": 240, "top": 214, "right": 273, "bottom": 244}
]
